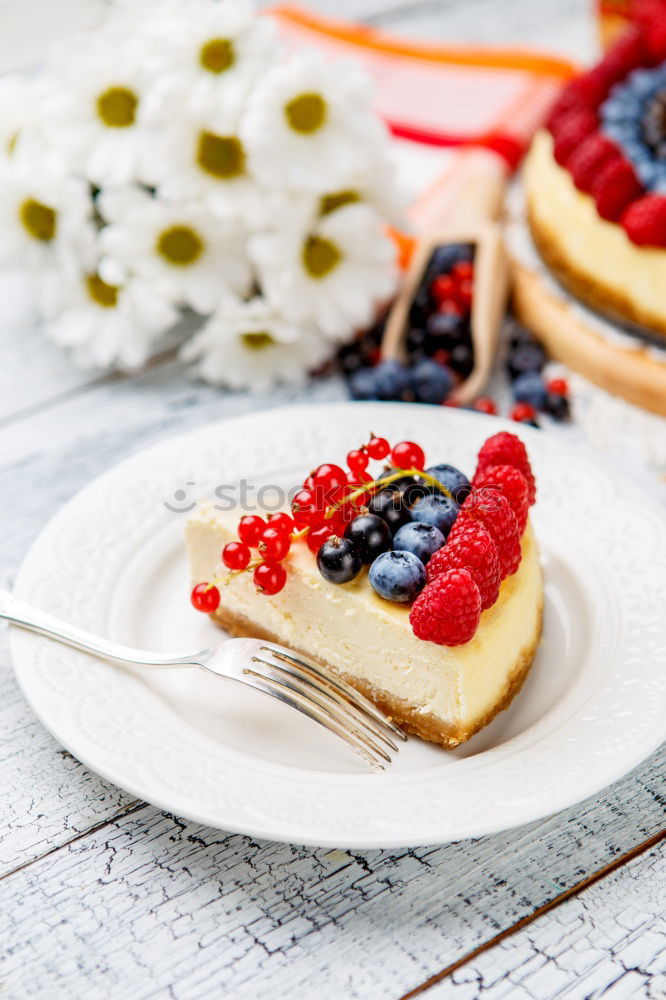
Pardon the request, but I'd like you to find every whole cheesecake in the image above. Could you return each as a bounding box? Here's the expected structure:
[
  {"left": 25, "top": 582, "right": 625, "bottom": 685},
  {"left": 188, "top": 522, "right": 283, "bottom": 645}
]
[
  {"left": 186, "top": 433, "right": 543, "bottom": 749},
  {"left": 524, "top": 6, "right": 666, "bottom": 337}
]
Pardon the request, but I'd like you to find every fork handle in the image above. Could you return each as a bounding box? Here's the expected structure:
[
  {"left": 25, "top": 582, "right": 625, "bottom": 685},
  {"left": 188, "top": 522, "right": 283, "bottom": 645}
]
[{"left": 0, "top": 589, "right": 211, "bottom": 668}]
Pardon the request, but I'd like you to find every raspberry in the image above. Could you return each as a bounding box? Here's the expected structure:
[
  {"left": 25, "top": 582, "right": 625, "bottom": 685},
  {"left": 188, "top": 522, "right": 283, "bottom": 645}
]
[
  {"left": 472, "top": 465, "right": 529, "bottom": 535},
  {"left": 596, "top": 28, "right": 644, "bottom": 86},
  {"left": 475, "top": 432, "right": 536, "bottom": 505},
  {"left": 461, "top": 491, "right": 522, "bottom": 578},
  {"left": 635, "top": 1, "right": 666, "bottom": 63},
  {"left": 568, "top": 134, "right": 618, "bottom": 193},
  {"left": 552, "top": 72, "right": 609, "bottom": 119},
  {"left": 551, "top": 109, "right": 599, "bottom": 166},
  {"left": 427, "top": 522, "right": 500, "bottom": 610},
  {"left": 591, "top": 158, "right": 643, "bottom": 222},
  {"left": 410, "top": 568, "right": 481, "bottom": 646},
  {"left": 621, "top": 195, "right": 666, "bottom": 248}
]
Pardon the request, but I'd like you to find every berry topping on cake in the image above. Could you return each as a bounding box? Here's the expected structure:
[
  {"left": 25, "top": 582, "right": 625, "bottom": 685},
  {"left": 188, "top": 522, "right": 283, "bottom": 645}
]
[
  {"left": 424, "top": 463, "right": 471, "bottom": 504},
  {"left": 344, "top": 513, "right": 392, "bottom": 564},
  {"left": 590, "top": 156, "right": 644, "bottom": 220},
  {"left": 476, "top": 431, "right": 536, "bottom": 505},
  {"left": 461, "top": 491, "right": 522, "bottom": 578},
  {"left": 621, "top": 193, "right": 666, "bottom": 246},
  {"left": 190, "top": 582, "right": 221, "bottom": 612},
  {"left": 392, "top": 522, "right": 445, "bottom": 565},
  {"left": 369, "top": 550, "right": 427, "bottom": 603},
  {"left": 551, "top": 108, "right": 600, "bottom": 166},
  {"left": 427, "top": 521, "right": 501, "bottom": 610},
  {"left": 568, "top": 133, "right": 619, "bottom": 192},
  {"left": 253, "top": 561, "right": 287, "bottom": 595},
  {"left": 410, "top": 493, "right": 460, "bottom": 536},
  {"left": 472, "top": 464, "right": 530, "bottom": 535},
  {"left": 317, "top": 536, "right": 363, "bottom": 584},
  {"left": 410, "top": 568, "right": 481, "bottom": 646}
]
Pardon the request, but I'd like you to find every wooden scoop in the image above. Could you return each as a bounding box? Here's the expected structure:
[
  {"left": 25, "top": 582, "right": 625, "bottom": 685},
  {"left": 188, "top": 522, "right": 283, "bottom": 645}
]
[{"left": 381, "top": 149, "right": 510, "bottom": 404}]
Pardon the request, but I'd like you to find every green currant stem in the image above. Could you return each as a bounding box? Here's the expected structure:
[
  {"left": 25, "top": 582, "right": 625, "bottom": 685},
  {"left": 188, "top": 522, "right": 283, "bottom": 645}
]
[{"left": 325, "top": 467, "right": 453, "bottom": 517}]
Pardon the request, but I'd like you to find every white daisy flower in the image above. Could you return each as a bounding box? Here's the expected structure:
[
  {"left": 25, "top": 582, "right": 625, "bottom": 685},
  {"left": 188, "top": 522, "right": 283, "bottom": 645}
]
[
  {"left": 155, "top": 99, "right": 268, "bottom": 228},
  {"left": 240, "top": 51, "right": 389, "bottom": 192},
  {"left": 138, "top": 0, "right": 280, "bottom": 115},
  {"left": 41, "top": 263, "right": 178, "bottom": 371},
  {"left": 250, "top": 202, "right": 398, "bottom": 340},
  {"left": 97, "top": 188, "right": 252, "bottom": 314},
  {"left": 41, "top": 29, "right": 162, "bottom": 186},
  {"left": 0, "top": 74, "right": 40, "bottom": 161},
  {"left": 181, "top": 297, "right": 331, "bottom": 391},
  {"left": 0, "top": 151, "right": 94, "bottom": 271}
]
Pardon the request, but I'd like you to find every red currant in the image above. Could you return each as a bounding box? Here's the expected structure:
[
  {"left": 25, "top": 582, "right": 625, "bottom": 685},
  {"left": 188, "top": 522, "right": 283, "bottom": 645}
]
[
  {"left": 546, "top": 377, "right": 568, "bottom": 396},
  {"left": 346, "top": 448, "right": 369, "bottom": 474},
  {"left": 430, "top": 274, "right": 456, "bottom": 302},
  {"left": 303, "top": 474, "right": 315, "bottom": 491},
  {"left": 238, "top": 515, "right": 264, "bottom": 547},
  {"left": 222, "top": 541, "right": 251, "bottom": 570},
  {"left": 473, "top": 397, "right": 497, "bottom": 415},
  {"left": 306, "top": 523, "right": 335, "bottom": 554},
  {"left": 291, "top": 487, "right": 323, "bottom": 527},
  {"left": 258, "top": 526, "right": 291, "bottom": 560},
  {"left": 366, "top": 436, "right": 390, "bottom": 460},
  {"left": 191, "top": 583, "right": 220, "bottom": 612},
  {"left": 438, "top": 298, "right": 462, "bottom": 316},
  {"left": 391, "top": 440, "right": 426, "bottom": 470},
  {"left": 311, "top": 463, "right": 347, "bottom": 497},
  {"left": 254, "top": 561, "right": 287, "bottom": 595},
  {"left": 452, "top": 260, "right": 474, "bottom": 282},
  {"left": 433, "top": 348, "right": 450, "bottom": 365},
  {"left": 346, "top": 469, "right": 371, "bottom": 486},
  {"left": 511, "top": 402, "right": 537, "bottom": 423},
  {"left": 267, "top": 512, "right": 294, "bottom": 535},
  {"left": 456, "top": 279, "right": 474, "bottom": 311}
]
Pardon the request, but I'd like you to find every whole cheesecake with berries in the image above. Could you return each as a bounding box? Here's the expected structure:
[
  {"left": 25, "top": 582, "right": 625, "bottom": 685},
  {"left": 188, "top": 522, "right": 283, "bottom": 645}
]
[
  {"left": 186, "top": 433, "right": 543, "bottom": 749},
  {"left": 524, "top": 2, "right": 666, "bottom": 336}
]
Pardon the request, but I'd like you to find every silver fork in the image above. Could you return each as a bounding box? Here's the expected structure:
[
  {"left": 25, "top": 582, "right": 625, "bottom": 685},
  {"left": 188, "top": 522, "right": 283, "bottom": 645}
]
[{"left": 0, "top": 589, "right": 406, "bottom": 770}]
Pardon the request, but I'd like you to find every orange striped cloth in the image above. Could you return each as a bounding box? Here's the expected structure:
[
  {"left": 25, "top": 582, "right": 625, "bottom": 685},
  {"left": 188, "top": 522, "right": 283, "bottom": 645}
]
[{"left": 270, "top": 5, "right": 577, "bottom": 171}]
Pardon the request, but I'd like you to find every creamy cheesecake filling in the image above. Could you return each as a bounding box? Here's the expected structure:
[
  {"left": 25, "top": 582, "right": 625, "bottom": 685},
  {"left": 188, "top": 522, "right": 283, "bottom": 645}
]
[
  {"left": 186, "top": 503, "right": 543, "bottom": 745},
  {"left": 524, "top": 131, "right": 666, "bottom": 331}
]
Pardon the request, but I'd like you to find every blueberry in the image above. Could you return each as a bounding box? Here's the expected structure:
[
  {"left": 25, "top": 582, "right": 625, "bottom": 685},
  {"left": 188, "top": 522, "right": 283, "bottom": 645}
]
[
  {"left": 369, "top": 550, "right": 426, "bottom": 603},
  {"left": 410, "top": 493, "right": 459, "bottom": 537},
  {"left": 316, "top": 536, "right": 362, "bottom": 584},
  {"left": 340, "top": 349, "right": 364, "bottom": 375},
  {"left": 348, "top": 367, "right": 378, "bottom": 400},
  {"left": 512, "top": 370, "right": 548, "bottom": 410},
  {"left": 544, "top": 392, "right": 571, "bottom": 422},
  {"left": 425, "top": 463, "right": 471, "bottom": 504},
  {"left": 367, "top": 489, "right": 412, "bottom": 534},
  {"left": 393, "top": 522, "right": 445, "bottom": 565},
  {"left": 449, "top": 343, "right": 474, "bottom": 378},
  {"left": 426, "top": 311, "right": 466, "bottom": 345},
  {"left": 426, "top": 242, "right": 474, "bottom": 279},
  {"left": 406, "top": 327, "right": 427, "bottom": 354},
  {"left": 508, "top": 323, "right": 538, "bottom": 351},
  {"left": 372, "top": 359, "right": 411, "bottom": 401},
  {"left": 344, "top": 514, "right": 392, "bottom": 564},
  {"left": 410, "top": 359, "right": 454, "bottom": 404},
  {"left": 506, "top": 342, "right": 547, "bottom": 380}
]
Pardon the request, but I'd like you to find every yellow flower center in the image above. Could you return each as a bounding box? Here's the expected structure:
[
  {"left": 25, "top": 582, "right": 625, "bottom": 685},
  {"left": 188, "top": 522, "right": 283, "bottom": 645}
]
[
  {"left": 86, "top": 273, "right": 119, "bottom": 308},
  {"left": 96, "top": 86, "right": 138, "bottom": 128},
  {"left": 200, "top": 37, "right": 235, "bottom": 74},
  {"left": 156, "top": 225, "right": 204, "bottom": 266},
  {"left": 319, "top": 190, "right": 360, "bottom": 216},
  {"left": 19, "top": 198, "right": 57, "bottom": 241},
  {"left": 196, "top": 131, "right": 245, "bottom": 179},
  {"left": 285, "top": 93, "right": 326, "bottom": 134},
  {"left": 241, "top": 331, "right": 275, "bottom": 350},
  {"left": 302, "top": 235, "right": 341, "bottom": 278}
]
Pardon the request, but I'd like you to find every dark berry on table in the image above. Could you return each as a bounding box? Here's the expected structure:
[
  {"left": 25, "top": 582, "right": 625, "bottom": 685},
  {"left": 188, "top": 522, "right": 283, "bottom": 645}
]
[
  {"left": 506, "top": 342, "right": 547, "bottom": 380},
  {"left": 367, "top": 488, "right": 412, "bottom": 534},
  {"left": 410, "top": 493, "right": 459, "bottom": 537},
  {"left": 512, "top": 370, "right": 548, "bottom": 410},
  {"left": 369, "top": 550, "right": 427, "bottom": 603},
  {"left": 411, "top": 358, "right": 454, "bottom": 404},
  {"left": 473, "top": 397, "right": 497, "bottom": 415},
  {"left": 425, "top": 463, "right": 471, "bottom": 504},
  {"left": 449, "top": 343, "right": 474, "bottom": 378},
  {"left": 349, "top": 368, "right": 378, "bottom": 401},
  {"left": 426, "top": 242, "right": 475, "bottom": 279},
  {"left": 372, "top": 359, "right": 411, "bottom": 401},
  {"left": 191, "top": 583, "right": 220, "bottom": 613},
  {"left": 407, "top": 327, "right": 427, "bottom": 354},
  {"left": 344, "top": 513, "right": 392, "bottom": 564},
  {"left": 392, "top": 522, "right": 445, "bottom": 565},
  {"left": 426, "top": 311, "right": 466, "bottom": 345},
  {"left": 316, "top": 536, "right": 363, "bottom": 584},
  {"left": 508, "top": 322, "right": 539, "bottom": 351},
  {"left": 544, "top": 392, "right": 571, "bottom": 422}
]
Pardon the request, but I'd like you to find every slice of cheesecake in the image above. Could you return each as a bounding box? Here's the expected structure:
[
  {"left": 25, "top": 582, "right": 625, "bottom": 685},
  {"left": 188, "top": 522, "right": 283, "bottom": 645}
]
[{"left": 186, "top": 503, "right": 543, "bottom": 749}]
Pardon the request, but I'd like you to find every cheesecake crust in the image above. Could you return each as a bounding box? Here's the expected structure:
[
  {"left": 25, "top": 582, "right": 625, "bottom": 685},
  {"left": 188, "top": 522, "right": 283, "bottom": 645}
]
[
  {"left": 210, "top": 598, "right": 543, "bottom": 750},
  {"left": 526, "top": 197, "right": 666, "bottom": 339}
]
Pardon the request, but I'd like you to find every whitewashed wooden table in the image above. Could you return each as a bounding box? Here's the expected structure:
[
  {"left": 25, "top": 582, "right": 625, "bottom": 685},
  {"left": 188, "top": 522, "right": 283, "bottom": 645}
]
[{"left": 1, "top": 2, "right": 664, "bottom": 998}]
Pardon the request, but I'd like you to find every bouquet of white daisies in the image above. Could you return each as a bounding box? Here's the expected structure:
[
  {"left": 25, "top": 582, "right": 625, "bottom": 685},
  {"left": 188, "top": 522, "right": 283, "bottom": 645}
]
[{"left": 0, "top": 0, "right": 403, "bottom": 390}]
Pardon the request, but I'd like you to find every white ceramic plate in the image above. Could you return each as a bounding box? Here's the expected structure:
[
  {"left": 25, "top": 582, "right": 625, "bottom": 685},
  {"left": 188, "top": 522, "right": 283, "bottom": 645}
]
[{"left": 11, "top": 403, "right": 666, "bottom": 848}]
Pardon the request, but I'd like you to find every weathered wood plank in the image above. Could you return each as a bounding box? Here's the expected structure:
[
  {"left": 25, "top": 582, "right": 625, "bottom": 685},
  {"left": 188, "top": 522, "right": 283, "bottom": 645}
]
[
  {"left": 0, "top": 749, "right": 663, "bottom": 999},
  {"left": 420, "top": 841, "right": 666, "bottom": 999}
]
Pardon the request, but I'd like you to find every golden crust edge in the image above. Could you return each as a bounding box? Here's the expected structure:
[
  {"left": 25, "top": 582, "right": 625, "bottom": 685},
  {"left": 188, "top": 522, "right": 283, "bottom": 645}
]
[{"left": 209, "top": 598, "right": 543, "bottom": 751}]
